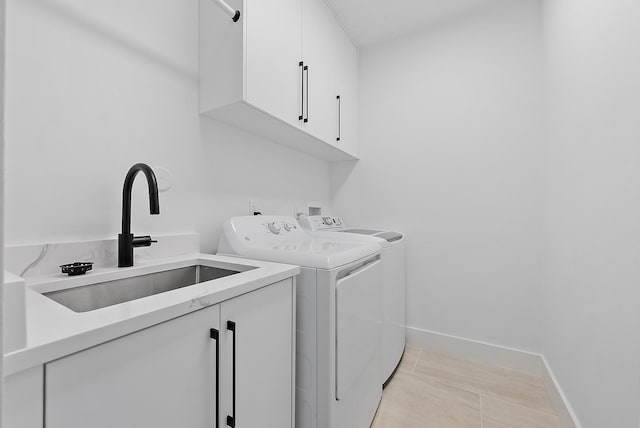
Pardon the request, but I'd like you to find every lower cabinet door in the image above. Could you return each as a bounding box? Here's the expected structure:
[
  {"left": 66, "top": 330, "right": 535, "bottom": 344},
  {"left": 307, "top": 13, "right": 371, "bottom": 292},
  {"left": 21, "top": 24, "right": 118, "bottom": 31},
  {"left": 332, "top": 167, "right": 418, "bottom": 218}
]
[
  {"left": 45, "top": 305, "right": 221, "bottom": 428},
  {"left": 220, "top": 279, "right": 294, "bottom": 428}
]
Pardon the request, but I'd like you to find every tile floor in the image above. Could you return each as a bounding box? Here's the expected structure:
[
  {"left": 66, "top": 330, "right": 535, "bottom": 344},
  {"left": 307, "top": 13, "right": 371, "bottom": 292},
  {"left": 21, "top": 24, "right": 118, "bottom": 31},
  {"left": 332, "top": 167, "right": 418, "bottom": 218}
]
[{"left": 372, "top": 346, "right": 562, "bottom": 428}]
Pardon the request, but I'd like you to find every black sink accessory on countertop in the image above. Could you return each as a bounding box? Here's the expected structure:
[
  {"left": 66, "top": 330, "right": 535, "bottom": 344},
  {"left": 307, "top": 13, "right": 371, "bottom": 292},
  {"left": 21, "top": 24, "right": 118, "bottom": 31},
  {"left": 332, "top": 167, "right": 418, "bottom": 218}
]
[{"left": 60, "top": 262, "right": 94, "bottom": 276}]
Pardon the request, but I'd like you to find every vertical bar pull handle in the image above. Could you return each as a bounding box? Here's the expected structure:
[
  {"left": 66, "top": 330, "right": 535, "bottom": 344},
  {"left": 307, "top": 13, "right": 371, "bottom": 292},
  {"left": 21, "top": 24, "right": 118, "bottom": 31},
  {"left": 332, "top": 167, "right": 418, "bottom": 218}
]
[
  {"left": 210, "top": 328, "right": 220, "bottom": 428},
  {"left": 304, "top": 65, "right": 309, "bottom": 123},
  {"left": 336, "top": 95, "right": 341, "bottom": 142},
  {"left": 226, "top": 321, "right": 237, "bottom": 428},
  {"left": 298, "top": 62, "right": 304, "bottom": 121}
]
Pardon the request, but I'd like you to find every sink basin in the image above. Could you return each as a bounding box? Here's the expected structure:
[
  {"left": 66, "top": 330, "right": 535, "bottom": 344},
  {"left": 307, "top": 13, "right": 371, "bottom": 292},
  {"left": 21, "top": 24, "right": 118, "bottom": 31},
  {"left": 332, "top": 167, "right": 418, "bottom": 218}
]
[{"left": 44, "top": 264, "right": 254, "bottom": 313}]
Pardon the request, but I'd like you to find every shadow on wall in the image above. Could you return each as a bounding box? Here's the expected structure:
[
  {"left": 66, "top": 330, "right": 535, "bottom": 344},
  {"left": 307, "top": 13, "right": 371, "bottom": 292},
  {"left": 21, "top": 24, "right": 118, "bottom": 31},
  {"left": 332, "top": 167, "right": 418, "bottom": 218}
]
[
  {"left": 197, "top": 117, "right": 330, "bottom": 198},
  {"left": 23, "top": 0, "right": 196, "bottom": 81},
  {"left": 330, "top": 160, "right": 358, "bottom": 198}
]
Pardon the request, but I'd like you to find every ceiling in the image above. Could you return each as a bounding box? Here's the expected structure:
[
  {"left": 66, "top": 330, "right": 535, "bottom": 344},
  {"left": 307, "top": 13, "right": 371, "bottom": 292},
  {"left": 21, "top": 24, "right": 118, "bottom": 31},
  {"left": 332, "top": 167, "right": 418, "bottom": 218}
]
[{"left": 326, "top": 0, "right": 506, "bottom": 47}]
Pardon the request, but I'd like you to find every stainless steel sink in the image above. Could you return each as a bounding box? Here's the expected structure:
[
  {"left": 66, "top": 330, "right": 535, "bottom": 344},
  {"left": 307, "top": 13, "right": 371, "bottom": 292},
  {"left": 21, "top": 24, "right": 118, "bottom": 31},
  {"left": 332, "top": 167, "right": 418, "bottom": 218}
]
[{"left": 44, "top": 264, "right": 252, "bottom": 313}]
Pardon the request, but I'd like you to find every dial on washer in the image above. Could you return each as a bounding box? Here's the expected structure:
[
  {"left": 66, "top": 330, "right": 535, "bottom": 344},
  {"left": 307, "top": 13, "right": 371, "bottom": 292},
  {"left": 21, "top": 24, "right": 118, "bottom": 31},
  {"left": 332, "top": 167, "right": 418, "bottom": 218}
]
[{"left": 268, "top": 222, "right": 282, "bottom": 234}]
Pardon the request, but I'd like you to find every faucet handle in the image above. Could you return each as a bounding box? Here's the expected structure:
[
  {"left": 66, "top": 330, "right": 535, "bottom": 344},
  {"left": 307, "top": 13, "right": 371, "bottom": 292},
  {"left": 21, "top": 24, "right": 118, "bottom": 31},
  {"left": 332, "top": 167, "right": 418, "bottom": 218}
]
[{"left": 132, "top": 235, "right": 157, "bottom": 248}]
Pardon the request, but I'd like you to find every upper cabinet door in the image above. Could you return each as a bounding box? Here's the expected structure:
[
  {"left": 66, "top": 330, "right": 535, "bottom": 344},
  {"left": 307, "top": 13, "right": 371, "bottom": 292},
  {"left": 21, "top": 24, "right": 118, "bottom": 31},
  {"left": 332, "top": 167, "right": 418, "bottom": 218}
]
[
  {"left": 301, "top": 0, "right": 339, "bottom": 143},
  {"left": 245, "top": 0, "right": 302, "bottom": 127},
  {"left": 332, "top": 23, "right": 359, "bottom": 156}
]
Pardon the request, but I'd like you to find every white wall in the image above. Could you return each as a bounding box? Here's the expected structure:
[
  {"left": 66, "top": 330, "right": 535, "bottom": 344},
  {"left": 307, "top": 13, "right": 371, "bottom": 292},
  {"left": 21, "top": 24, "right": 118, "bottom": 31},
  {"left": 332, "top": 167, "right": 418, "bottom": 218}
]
[
  {"left": 542, "top": 0, "right": 640, "bottom": 426},
  {"left": 4, "top": 0, "right": 330, "bottom": 252},
  {"left": 332, "top": 0, "right": 545, "bottom": 351},
  {"left": 0, "top": 0, "right": 5, "bottom": 422}
]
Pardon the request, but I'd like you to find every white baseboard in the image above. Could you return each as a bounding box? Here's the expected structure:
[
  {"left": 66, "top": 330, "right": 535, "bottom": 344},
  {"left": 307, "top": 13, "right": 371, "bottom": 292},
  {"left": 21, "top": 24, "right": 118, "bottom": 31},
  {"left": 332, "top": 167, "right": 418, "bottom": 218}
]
[
  {"left": 405, "top": 326, "right": 582, "bottom": 428},
  {"left": 540, "top": 355, "right": 582, "bottom": 428},
  {"left": 405, "top": 326, "right": 542, "bottom": 375}
]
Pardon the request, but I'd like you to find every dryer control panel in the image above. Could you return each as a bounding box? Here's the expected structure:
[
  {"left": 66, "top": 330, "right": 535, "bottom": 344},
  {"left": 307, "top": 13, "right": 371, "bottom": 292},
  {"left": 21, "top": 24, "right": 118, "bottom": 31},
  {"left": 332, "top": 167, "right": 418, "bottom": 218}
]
[{"left": 299, "top": 215, "right": 346, "bottom": 232}]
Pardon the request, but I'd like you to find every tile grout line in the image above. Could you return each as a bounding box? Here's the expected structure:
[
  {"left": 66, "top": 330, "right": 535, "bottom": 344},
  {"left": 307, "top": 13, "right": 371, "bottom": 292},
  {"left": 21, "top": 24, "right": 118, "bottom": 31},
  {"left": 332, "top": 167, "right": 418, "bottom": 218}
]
[
  {"left": 412, "top": 347, "right": 422, "bottom": 373},
  {"left": 481, "top": 392, "right": 561, "bottom": 420},
  {"left": 393, "top": 348, "right": 566, "bottom": 428},
  {"left": 411, "top": 348, "right": 559, "bottom": 417},
  {"left": 410, "top": 348, "right": 561, "bottom": 420},
  {"left": 413, "top": 370, "right": 560, "bottom": 420},
  {"left": 411, "top": 348, "right": 488, "bottom": 426},
  {"left": 419, "top": 346, "right": 545, "bottom": 382}
]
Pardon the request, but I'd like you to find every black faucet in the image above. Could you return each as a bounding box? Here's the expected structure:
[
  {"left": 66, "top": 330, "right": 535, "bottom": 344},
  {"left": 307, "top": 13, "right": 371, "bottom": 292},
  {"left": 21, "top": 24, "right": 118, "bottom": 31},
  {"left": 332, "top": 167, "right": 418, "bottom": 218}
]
[{"left": 118, "top": 163, "right": 160, "bottom": 267}]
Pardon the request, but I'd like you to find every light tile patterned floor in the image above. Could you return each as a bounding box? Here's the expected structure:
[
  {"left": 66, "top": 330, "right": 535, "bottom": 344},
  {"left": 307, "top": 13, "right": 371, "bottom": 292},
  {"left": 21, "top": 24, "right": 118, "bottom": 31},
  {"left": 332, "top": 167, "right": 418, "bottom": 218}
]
[{"left": 372, "top": 346, "right": 562, "bottom": 428}]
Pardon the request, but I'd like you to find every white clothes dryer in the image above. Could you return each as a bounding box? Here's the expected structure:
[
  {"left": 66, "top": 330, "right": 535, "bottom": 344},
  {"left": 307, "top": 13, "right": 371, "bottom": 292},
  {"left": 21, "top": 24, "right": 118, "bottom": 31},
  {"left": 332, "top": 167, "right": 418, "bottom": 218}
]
[
  {"left": 218, "top": 216, "right": 383, "bottom": 428},
  {"left": 298, "top": 215, "right": 406, "bottom": 385}
]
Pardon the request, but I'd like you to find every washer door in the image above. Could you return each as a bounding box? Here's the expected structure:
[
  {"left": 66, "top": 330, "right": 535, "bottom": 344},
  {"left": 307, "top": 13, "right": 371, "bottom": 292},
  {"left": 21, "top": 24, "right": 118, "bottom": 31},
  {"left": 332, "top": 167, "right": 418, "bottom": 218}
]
[{"left": 335, "top": 258, "right": 382, "bottom": 400}]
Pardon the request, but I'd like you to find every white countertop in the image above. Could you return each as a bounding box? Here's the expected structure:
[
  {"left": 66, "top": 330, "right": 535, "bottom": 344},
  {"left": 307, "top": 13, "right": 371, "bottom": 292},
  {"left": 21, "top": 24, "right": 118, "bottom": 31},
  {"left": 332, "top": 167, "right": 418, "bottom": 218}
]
[{"left": 3, "top": 253, "right": 299, "bottom": 376}]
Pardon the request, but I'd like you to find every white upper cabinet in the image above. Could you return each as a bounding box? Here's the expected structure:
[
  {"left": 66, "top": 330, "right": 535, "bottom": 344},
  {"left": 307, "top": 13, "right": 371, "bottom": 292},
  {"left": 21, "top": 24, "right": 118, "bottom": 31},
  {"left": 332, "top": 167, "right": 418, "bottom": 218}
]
[
  {"left": 302, "top": 0, "right": 359, "bottom": 157},
  {"left": 199, "top": 0, "right": 359, "bottom": 161},
  {"left": 301, "top": 0, "right": 339, "bottom": 144},
  {"left": 332, "top": 21, "right": 359, "bottom": 157},
  {"left": 244, "top": 0, "right": 302, "bottom": 127}
]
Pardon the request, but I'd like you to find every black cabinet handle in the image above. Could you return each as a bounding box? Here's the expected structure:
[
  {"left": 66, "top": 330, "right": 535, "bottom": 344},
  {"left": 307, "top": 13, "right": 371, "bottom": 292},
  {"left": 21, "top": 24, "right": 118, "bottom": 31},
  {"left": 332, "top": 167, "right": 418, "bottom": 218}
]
[
  {"left": 226, "top": 321, "right": 236, "bottom": 428},
  {"left": 298, "top": 62, "right": 304, "bottom": 121},
  {"left": 304, "top": 65, "right": 309, "bottom": 123},
  {"left": 210, "top": 328, "right": 220, "bottom": 428},
  {"left": 336, "top": 95, "right": 341, "bottom": 142}
]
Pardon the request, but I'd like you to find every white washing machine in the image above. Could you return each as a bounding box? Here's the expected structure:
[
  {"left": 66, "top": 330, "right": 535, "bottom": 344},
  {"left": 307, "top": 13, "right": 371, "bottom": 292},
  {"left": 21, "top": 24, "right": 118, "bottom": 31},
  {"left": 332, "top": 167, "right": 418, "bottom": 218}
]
[
  {"left": 218, "top": 215, "right": 383, "bottom": 428},
  {"left": 299, "top": 215, "right": 406, "bottom": 385}
]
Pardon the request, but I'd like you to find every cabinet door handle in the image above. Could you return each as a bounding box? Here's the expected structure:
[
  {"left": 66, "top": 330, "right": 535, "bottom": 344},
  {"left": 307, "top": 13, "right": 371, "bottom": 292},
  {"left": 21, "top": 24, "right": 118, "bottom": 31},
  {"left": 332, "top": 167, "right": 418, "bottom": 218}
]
[
  {"left": 336, "top": 95, "right": 341, "bottom": 142},
  {"left": 298, "top": 62, "right": 304, "bottom": 121},
  {"left": 226, "top": 321, "right": 237, "bottom": 428},
  {"left": 210, "top": 328, "right": 220, "bottom": 428},
  {"left": 304, "top": 65, "right": 309, "bottom": 123}
]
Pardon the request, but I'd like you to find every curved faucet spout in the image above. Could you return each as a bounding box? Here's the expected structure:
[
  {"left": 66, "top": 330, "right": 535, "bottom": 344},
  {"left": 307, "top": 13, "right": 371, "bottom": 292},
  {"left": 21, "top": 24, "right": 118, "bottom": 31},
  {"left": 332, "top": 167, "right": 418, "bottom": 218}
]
[
  {"left": 121, "top": 163, "right": 160, "bottom": 236},
  {"left": 119, "top": 163, "right": 160, "bottom": 267}
]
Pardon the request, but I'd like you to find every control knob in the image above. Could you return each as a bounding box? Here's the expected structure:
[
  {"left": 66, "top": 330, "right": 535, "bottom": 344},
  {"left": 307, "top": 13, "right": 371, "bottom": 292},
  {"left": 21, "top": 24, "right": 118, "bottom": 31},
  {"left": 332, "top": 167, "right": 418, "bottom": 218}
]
[
  {"left": 268, "top": 222, "right": 282, "bottom": 234},
  {"left": 283, "top": 222, "right": 294, "bottom": 232}
]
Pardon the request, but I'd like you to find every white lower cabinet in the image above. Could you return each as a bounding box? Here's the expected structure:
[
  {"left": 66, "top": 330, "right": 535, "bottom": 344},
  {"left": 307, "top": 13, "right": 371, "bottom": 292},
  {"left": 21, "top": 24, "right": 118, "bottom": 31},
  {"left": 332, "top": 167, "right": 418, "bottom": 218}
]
[
  {"left": 3, "top": 366, "right": 44, "bottom": 428},
  {"left": 220, "top": 279, "right": 294, "bottom": 428},
  {"left": 45, "top": 279, "right": 294, "bottom": 428},
  {"left": 46, "top": 305, "right": 221, "bottom": 428}
]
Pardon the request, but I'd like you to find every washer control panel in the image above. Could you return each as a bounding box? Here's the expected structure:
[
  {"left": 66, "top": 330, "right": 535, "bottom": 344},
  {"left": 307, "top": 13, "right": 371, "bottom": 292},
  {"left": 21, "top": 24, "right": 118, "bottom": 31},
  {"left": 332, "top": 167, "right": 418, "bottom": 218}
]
[
  {"left": 299, "top": 215, "right": 346, "bottom": 232},
  {"left": 225, "top": 216, "right": 306, "bottom": 243},
  {"left": 261, "top": 218, "right": 302, "bottom": 236}
]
